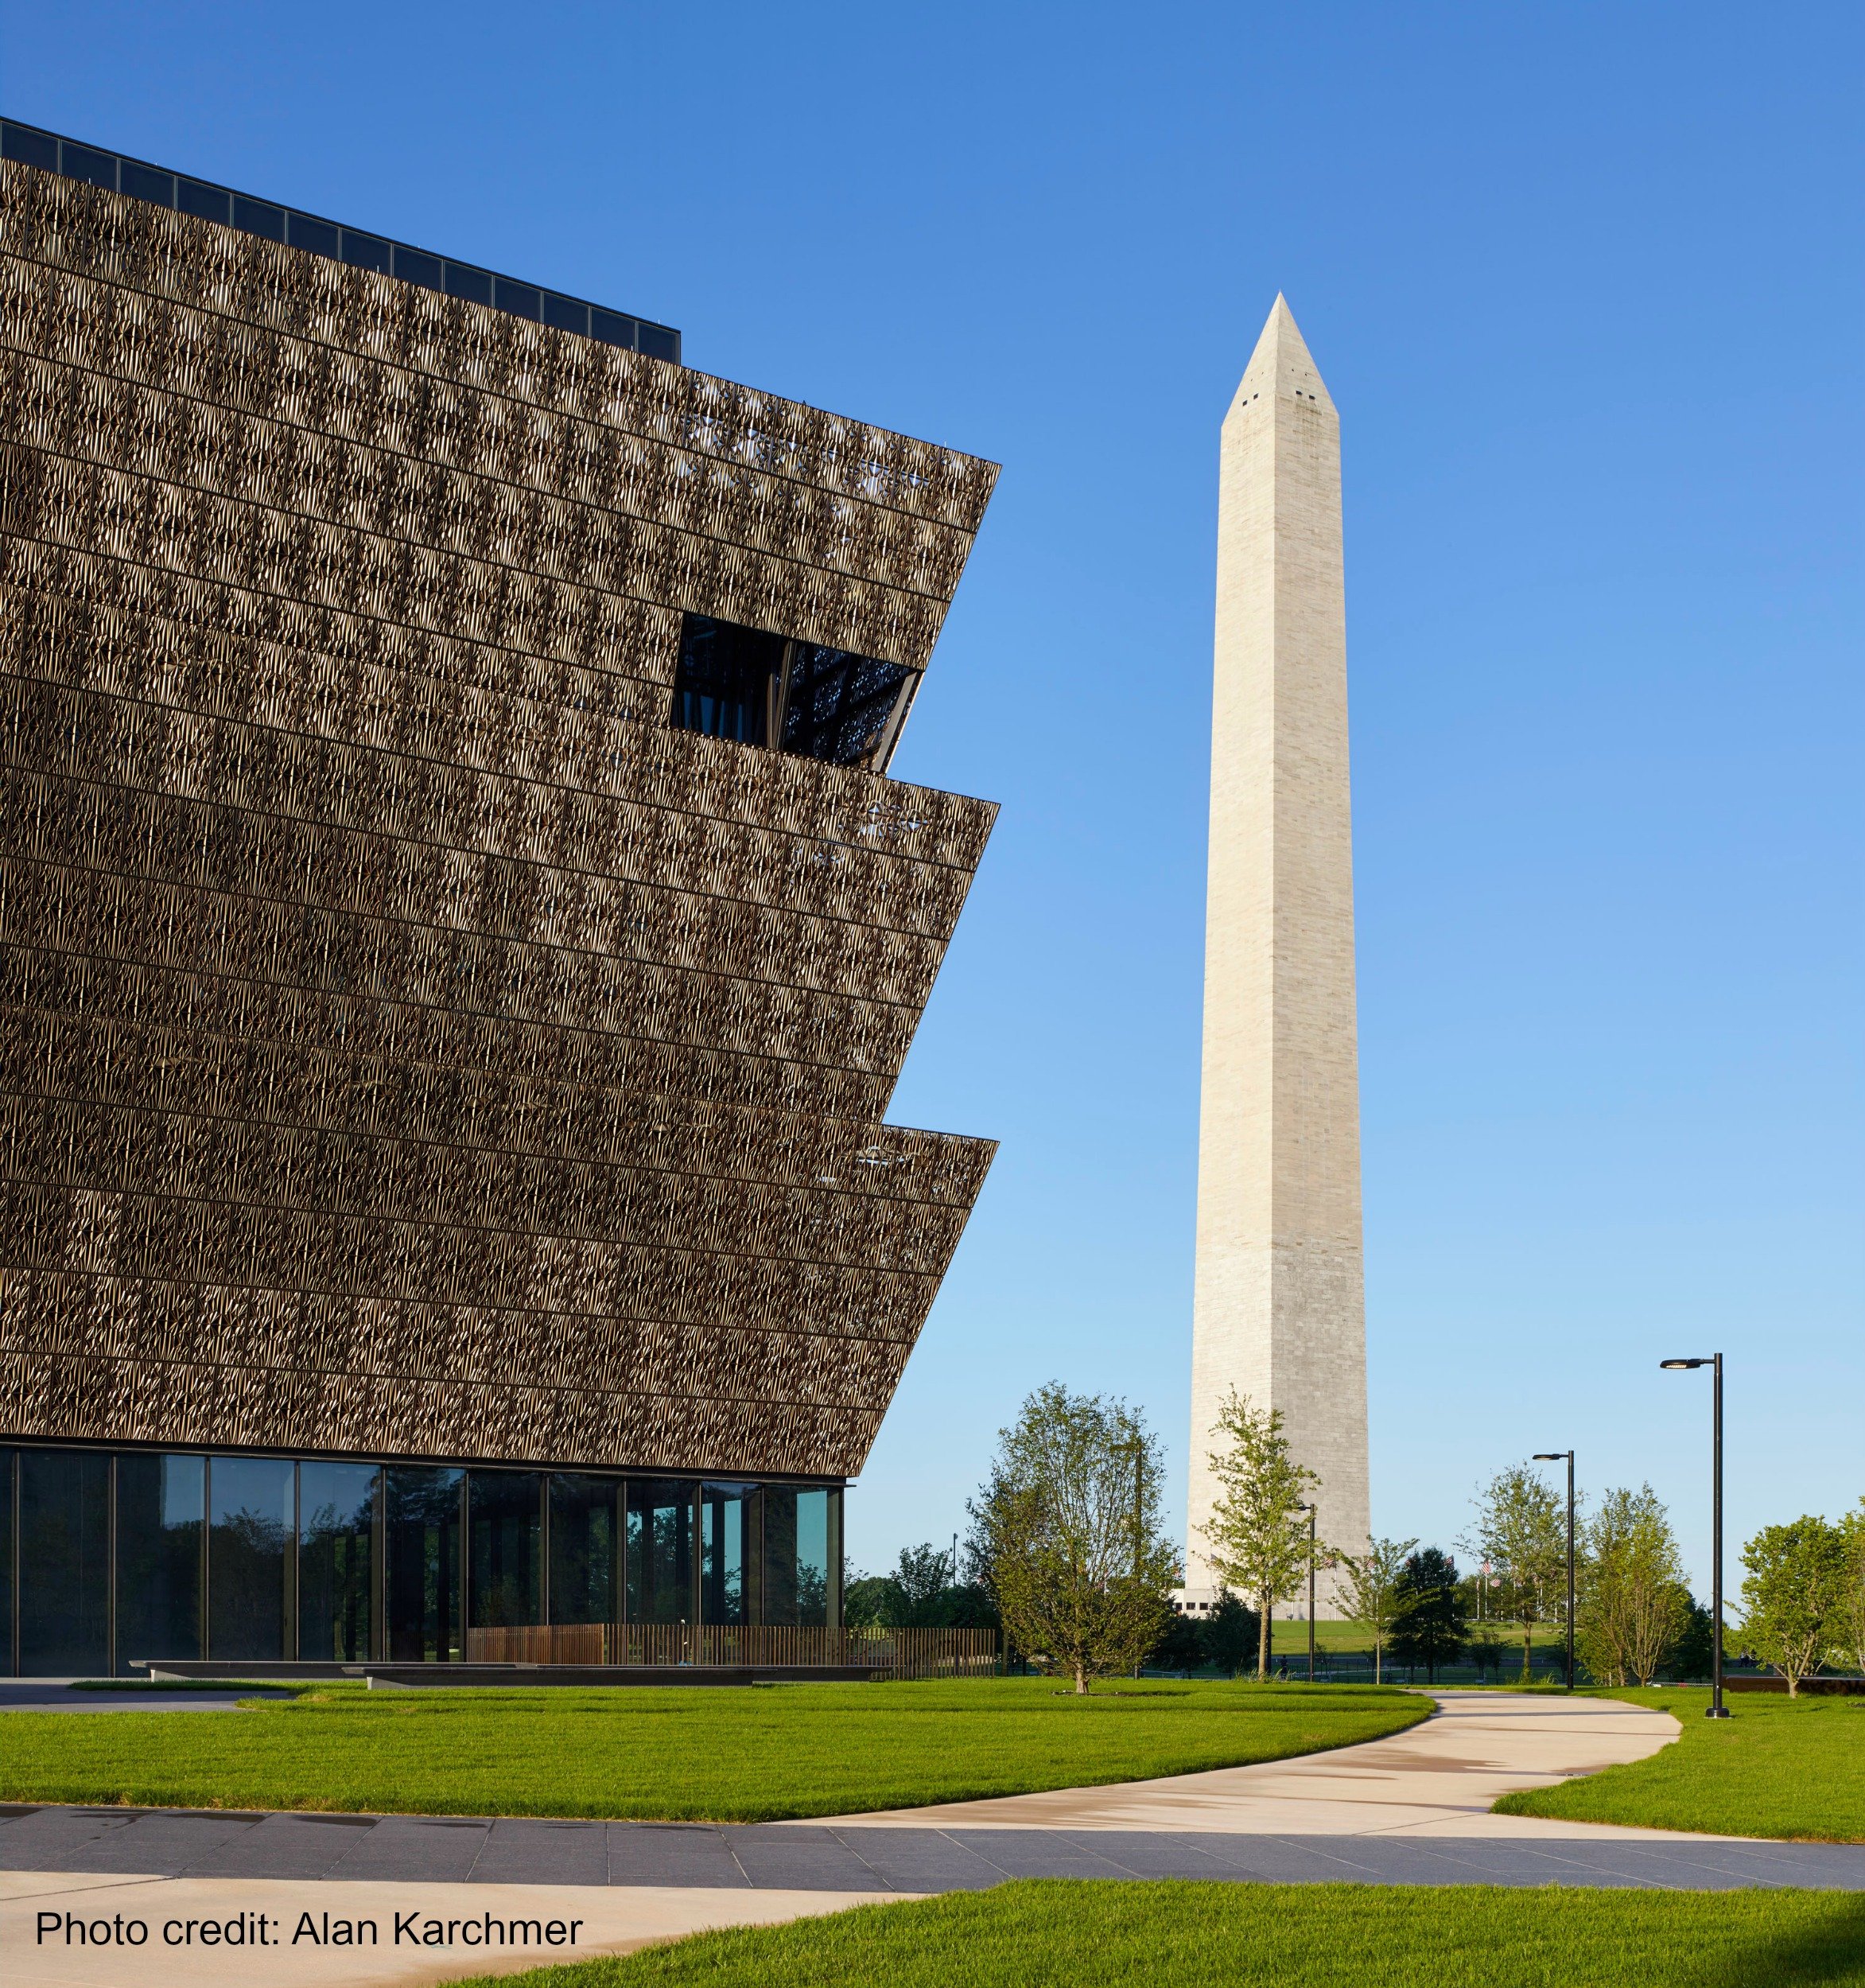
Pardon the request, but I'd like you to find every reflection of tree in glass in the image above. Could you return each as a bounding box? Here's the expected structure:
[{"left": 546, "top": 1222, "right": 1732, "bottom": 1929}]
[{"left": 212, "top": 1506, "right": 289, "bottom": 1655}]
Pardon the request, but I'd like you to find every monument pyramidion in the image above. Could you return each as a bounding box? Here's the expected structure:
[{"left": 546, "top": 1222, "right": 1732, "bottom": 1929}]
[{"left": 1184, "top": 296, "right": 1371, "bottom": 1618}]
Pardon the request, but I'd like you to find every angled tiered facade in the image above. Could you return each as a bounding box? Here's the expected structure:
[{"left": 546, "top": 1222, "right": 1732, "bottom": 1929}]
[
  {"left": 1187, "top": 298, "right": 1370, "bottom": 1610},
  {"left": 0, "top": 124, "right": 997, "bottom": 1673}
]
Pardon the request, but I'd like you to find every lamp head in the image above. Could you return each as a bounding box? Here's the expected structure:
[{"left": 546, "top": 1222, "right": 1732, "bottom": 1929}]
[
  {"left": 1661, "top": 1358, "right": 1711, "bottom": 1371},
  {"left": 1533, "top": 1453, "right": 1567, "bottom": 1462}
]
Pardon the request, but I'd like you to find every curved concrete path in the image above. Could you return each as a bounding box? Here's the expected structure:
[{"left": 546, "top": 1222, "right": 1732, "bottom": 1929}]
[
  {"left": 811, "top": 1689, "right": 1698, "bottom": 1839},
  {"left": 7, "top": 1691, "right": 1862, "bottom": 1988}
]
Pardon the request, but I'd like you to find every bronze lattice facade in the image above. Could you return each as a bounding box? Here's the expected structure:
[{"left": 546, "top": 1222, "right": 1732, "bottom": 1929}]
[{"left": 0, "top": 139, "right": 997, "bottom": 1504}]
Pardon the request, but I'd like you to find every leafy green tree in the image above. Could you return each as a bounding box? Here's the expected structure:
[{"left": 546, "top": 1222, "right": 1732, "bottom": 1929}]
[
  {"left": 1199, "top": 1391, "right": 1322, "bottom": 1680},
  {"left": 1464, "top": 1465, "right": 1567, "bottom": 1684},
  {"left": 1576, "top": 1485, "right": 1691, "bottom": 1686},
  {"left": 968, "top": 1383, "right": 1178, "bottom": 1694},
  {"left": 1334, "top": 1536, "right": 1417, "bottom": 1685},
  {"left": 1148, "top": 1611, "right": 1204, "bottom": 1675},
  {"left": 1665, "top": 1596, "right": 1716, "bottom": 1683},
  {"left": 1739, "top": 1515, "right": 1846, "bottom": 1696},
  {"left": 1831, "top": 1500, "right": 1865, "bottom": 1679},
  {"left": 1390, "top": 1548, "right": 1469, "bottom": 1682},
  {"left": 1200, "top": 1591, "right": 1261, "bottom": 1679}
]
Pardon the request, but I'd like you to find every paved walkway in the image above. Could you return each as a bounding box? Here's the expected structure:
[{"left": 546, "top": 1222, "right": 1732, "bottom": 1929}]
[
  {"left": 0, "top": 1683, "right": 290, "bottom": 1714},
  {"left": 4, "top": 1691, "right": 1862, "bottom": 1987},
  {"left": 814, "top": 1688, "right": 1704, "bottom": 1837}
]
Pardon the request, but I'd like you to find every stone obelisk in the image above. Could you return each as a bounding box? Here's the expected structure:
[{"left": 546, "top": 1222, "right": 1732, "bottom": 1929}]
[{"left": 1187, "top": 296, "right": 1370, "bottom": 1608}]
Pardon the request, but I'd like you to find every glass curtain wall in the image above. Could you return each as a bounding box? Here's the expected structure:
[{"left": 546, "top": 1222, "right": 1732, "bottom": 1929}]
[
  {"left": 763, "top": 1487, "right": 837, "bottom": 1627},
  {"left": 701, "top": 1482, "right": 758, "bottom": 1627},
  {"left": 115, "top": 1453, "right": 204, "bottom": 1673},
  {"left": 18, "top": 1448, "right": 110, "bottom": 1674},
  {"left": 626, "top": 1480, "right": 694, "bottom": 1625},
  {"left": 550, "top": 1474, "right": 620, "bottom": 1627},
  {"left": 0, "top": 1453, "right": 845, "bottom": 1671},
  {"left": 299, "top": 1463, "right": 378, "bottom": 1661},
  {"left": 0, "top": 1450, "right": 11, "bottom": 1675},
  {"left": 208, "top": 1456, "right": 294, "bottom": 1660},
  {"left": 468, "top": 1473, "right": 542, "bottom": 1628},
  {"left": 386, "top": 1466, "right": 464, "bottom": 1661}
]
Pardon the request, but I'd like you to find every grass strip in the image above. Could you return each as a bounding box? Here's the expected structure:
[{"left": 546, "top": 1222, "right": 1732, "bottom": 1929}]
[
  {"left": 0, "top": 1677, "right": 1427, "bottom": 1821},
  {"left": 1494, "top": 1688, "right": 1865, "bottom": 1842},
  {"left": 441, "top": 1880, "right": 1865, "bottom": 1988}
]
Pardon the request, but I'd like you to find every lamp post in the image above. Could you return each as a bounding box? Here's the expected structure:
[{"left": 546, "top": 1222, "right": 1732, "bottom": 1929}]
[
  {"left": 1660, "top": 1354, "right": 1729, "bottom": 1718},
  {"left": 1533, "top": 1451, "right": 1576, "bottom": 1690},
  {"left": 1299, "top": 1504, "right": 1317, "bottom": 1683}
]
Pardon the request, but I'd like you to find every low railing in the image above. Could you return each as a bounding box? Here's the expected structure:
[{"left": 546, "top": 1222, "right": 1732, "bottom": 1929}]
[{"left": 463, "top": 1624, "right": 998, "bottom": 1678}]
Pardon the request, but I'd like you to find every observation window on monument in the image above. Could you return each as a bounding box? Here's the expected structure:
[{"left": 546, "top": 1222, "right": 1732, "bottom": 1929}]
[{"left": 672, "top": 613, "right": 916, "bottom": 768}]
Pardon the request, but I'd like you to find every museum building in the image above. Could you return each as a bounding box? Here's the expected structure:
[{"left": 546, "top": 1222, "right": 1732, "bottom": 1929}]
[{"left": 0, "top": 122, "right": 997, "bottom": 1675}]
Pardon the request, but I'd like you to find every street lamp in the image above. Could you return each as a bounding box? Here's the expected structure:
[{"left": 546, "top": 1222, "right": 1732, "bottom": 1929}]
[
  {"left": 1298, "top": 1504, "right": 1318, "bottom": 1683},
  {"left": 1533, "top": 1451, "right": 1576, "bottom": 1690},
  {"left": 1660, "top": 1354, "right": 1730, "bottom": 1719}
]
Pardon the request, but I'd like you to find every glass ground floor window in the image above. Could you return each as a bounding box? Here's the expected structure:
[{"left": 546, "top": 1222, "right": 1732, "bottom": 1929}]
[{"left": 0, "top": 1445, "right": 841, "bottom": 1675}]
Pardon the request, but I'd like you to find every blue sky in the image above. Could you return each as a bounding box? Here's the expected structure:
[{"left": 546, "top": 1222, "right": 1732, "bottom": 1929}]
[{"left": 7, "top": 2, "right": 1859, "bottom": 1597}]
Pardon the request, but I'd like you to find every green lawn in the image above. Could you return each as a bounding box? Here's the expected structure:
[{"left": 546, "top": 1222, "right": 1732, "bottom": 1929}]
[
  {"left": 442, "top": 1881, "right": 1865, "bottom": 1988},
  {"left": 1494, "top": 1689, "right": 1865, "bottom": 1842},
  {"left": 0, "top": 1677, "right": 1427, "bottom": 1822}
]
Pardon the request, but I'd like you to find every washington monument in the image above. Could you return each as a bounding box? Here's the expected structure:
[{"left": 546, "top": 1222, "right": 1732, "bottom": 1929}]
[{"left": 1187, "top": 295, "right": 1370, "bottom": 1606}]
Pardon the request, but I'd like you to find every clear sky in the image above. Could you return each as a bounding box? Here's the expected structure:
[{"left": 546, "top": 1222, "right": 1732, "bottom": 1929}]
[{"left": 7, "top": 2, "right": 1858, "bottom": 1598}]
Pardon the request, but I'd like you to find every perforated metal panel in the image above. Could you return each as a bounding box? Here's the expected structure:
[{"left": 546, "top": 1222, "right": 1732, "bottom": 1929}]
[{"left": 0, "top": 161, "right": 998, "bottom": 1477}]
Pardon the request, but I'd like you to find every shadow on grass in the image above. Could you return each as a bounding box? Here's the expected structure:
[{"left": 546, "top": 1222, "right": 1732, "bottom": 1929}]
[{"left": 1702, "top": 1895, "right": 1865, "bottom": 1988}]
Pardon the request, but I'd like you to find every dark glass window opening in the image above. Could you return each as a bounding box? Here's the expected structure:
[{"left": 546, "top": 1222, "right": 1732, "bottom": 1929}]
[
  {"left": 701, "top": 1483, "right": 758, "bottom": 1626},
  {"left": 177, "top": 177, "right": 230, "bottom": 224},
  {"left": 115, "top": 1453, "right": 204, "bottom": 1673},
  {"left": 762, "top": 1487, "right": 836, "bottom": 1628},
  {"left": 120, "top": 161, "right": 174, "bottom": 206},
  {"left": 673, "top": 614, "right": 915, "bottom": 768},
  {"left": 208, "top": 1456, "right": 293, "bottom": 1661},
  {"left": 549, "top": 1474, "right": 619, "bottom": 1627},
  {"left": 20, "top": 1449, "right": 111, "bottom": 1674},
  {"left": 626, "top": 1480, "right": 694, "bottom": 1625},
  {"left": 61, "top": 142, "right": 116, "bottom": 190},
  {"left": 299, "top": 1462, "right": 378, "bottom": 1662},
  {"left": 387, "top": 1466, "right": 464, "bottom": 1662},
  {"left": 232, "top": 194, "right": 286, "bottom": 242},
  {"left": 468, "top": 1471, "right": 542, "bottom": 1628}
]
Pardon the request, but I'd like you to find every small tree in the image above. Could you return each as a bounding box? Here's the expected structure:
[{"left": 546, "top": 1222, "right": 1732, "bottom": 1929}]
[
  {"left": 969, "top": 1383, "right": 1178, "bottom": 1694},
  {"left": 1576, "top": 1485, "right": 1691, "bottom": 1686},
  {"left": 1199, "top": 1391, "right": 1321, "bottom": 1680},
  {"left": 1740, "top": 1516, "right": 1846, "bottom": 1697},
  {"left": 1390, "top": 1548, "right": 1469, "bottom": 1683},
  {"left": 1335, "top": 1536, "right": 1417, "bottom": 1685},
  {"left": 1830, "top": 1500, "right": 1865, "bottom": 1679},
  {"left": 1465, "top": 1465, "right": 1567, "bottom": 1684},
  {"left": 1201, "top": 1591, "right": 1261, "bottom": 1679}
]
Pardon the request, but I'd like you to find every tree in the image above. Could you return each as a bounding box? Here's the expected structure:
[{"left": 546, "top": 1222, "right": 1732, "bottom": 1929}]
[
  {"left": 1201, "top": 1591, "right": 1261, "bottom": 1679},
  {"left": 967, "top": 1383, "right": 1178, "bottom": 1694},
  {"left": 1665, "top": 1596, "right": 1716, "bottom": 1683},
  {"left": 1576, "top": 1485, "right": 1691, "bottom": 1687},
  {"left": 1390, "top": 1548, "right": 1469, "bottom": 1682},
  {"left": 1830, "top": 1500, "right": 1865, "bottom": 1679},
  {"left": 1464, "top": 1465, "right": 1567, "bottom": 1684},
  {"left": 1199, "top": 1391, "right": 1322, "bottom": 1680},
  {"left": 1740, "top": 1516, "right": 1846, "bottom": 1697},
  {"left": 1335, "top": 1536, "right": 1417, "bottom": 1685}
]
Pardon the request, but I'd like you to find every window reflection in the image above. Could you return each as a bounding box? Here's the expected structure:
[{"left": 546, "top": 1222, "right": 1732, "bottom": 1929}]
[
  {"left": 627, "top": 1480, "right": 694, "bottom": 1625},
  {"left": 701, "top": 1482, "right": 758, "bottom": 1626},
  {"left": 550, "top": 1474, "right": 619, "bottom": 1627},
  {"left": 117, "top": 1453, "right": 204, "bottom": 1673},
  {"left": 299, "top": 1463, "right": 377, "bottom": 1662},
  {"left": 387, "top": 1466, "right": 463, "bottom": 1662},
  {"left": 468, "top": 1472, "right": 542, "bottom": 1628},
  {"left": 208, "top": 1456, "right": 293, "bottom": 1661},
  {"left": 19, "top": 1449, "right": 108, "bottom": 1674}
]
